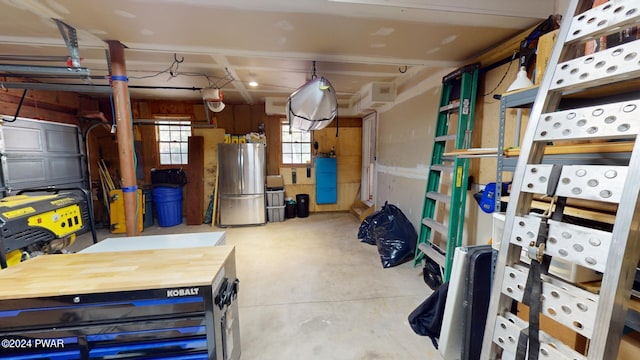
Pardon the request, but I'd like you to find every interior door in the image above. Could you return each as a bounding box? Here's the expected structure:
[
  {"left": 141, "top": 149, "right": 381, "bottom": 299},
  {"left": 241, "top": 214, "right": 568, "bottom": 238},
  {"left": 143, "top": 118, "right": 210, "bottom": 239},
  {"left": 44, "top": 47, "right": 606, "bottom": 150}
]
[{"left": 361, "top": 112, "right": 376, "bottom": 205}]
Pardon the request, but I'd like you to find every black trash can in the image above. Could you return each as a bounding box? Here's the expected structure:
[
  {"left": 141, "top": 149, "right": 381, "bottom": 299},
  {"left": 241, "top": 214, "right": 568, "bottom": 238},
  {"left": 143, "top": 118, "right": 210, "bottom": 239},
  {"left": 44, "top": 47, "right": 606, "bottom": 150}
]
[
  {"left": 285, "top": 201, "right": 297, "bottom": 219},
  {"left": 296, "top": 194, "right": 309, "bottom": 218}
]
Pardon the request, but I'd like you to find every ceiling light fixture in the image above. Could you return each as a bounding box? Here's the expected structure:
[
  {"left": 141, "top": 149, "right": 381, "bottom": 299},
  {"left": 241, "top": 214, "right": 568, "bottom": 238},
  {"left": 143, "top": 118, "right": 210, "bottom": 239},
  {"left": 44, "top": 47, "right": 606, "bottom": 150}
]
[
  {"left": 318, "top": 78, "right": 331, "bottom": 90},
  {"left": 286, "top": 61, "right": 338, "bottom": 132},
  {"left": 248, "top": 80, "right": 259, "bottom": 87}
]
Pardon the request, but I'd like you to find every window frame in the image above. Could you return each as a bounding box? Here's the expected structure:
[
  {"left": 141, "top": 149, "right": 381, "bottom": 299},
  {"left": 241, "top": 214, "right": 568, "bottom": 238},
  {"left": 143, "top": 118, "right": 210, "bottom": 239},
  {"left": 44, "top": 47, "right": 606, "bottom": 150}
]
[
  {"left": 280, "top": 118, "right": 313, "bottom": 166},
  {"left": 155, "top": 118, "right": 192, "bottom": 166}
]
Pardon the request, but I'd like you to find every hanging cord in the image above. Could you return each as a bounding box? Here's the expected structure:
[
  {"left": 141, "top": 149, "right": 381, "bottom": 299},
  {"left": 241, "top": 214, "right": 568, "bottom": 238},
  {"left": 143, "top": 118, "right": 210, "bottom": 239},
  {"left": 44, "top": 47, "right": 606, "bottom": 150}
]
[
  {"left": 311, "top": 60, "right": 318, "bottom": 80},
  {"left": 169, "top": 53, "right": 184, "bottom": 77},
  {"left": 129, "top": 53, "right": 185, "bottom": 80},
  {"left": 481, "top": 50, "right": 517, "bottom": 97},
  {"left": 6, "top": 89, "right": 27, "bottom": 122},
  {"left": 109, "top": 94, "right": 117, "bottom": 133}
]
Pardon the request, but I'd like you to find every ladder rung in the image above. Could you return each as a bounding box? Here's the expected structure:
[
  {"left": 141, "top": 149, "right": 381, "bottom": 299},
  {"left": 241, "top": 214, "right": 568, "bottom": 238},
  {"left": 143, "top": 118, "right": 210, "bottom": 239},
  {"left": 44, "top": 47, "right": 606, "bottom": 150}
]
[
  {"left": 502, "top": 265, "right": 598, "bottom": 339},
  {"left": 418, "top": 243, "right": 446, "bottom": 268},
  {"left": 430, "top": 164, "right": 453, "bottom": 173},
  {"left": 494, "top": 313, "right": 586, "bottom": 359},
  {"left": 421, "top": 218, "right": 448, "bottom": 236},
  {"left": 535, "top": 99, "right": 640, "bottom": 143},
  {"left": 435, "top": 134, "right": 457, "bottom": 142},
  {"left": 439, "top": 101, "right": 460, "bottom": 113},
  {"left": 555, "top": 165, "right": 628, "bottom": 204},
  {"left": 566, "top": 0, "right": 640, "bottom": 44},
  {"left": 550, "top": 40, "right": 640, "bottom": 92},
  {"left": 426, "top": 191, "right": 450, "bottom": 204}
]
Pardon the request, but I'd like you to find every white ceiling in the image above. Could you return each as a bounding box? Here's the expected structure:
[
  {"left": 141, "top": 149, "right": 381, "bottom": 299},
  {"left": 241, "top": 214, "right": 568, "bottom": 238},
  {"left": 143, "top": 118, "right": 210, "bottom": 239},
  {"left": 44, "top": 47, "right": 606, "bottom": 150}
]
[{"left": 0, "top": 0, "right": 557, "bottom": 109}]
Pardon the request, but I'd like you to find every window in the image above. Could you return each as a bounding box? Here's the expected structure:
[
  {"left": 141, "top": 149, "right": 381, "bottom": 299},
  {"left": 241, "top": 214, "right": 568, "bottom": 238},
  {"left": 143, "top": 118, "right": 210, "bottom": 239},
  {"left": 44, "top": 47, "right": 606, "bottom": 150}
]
[
  {"left": 281, "top": 119, "right": 312, "bottom": 165},
  {"left": 157, "top": 120, "right": 191, "bottom": 165}
]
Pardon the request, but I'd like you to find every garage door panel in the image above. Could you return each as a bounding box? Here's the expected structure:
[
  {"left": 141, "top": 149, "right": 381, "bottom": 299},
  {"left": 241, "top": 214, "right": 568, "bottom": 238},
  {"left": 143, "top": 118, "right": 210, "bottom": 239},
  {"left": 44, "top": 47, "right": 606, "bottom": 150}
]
[
  {"left": 3, "top": 127, "right": 43, "bottom": 152},
  {"left": 4, "top": 158, "right": 47, "bottom": 183},
  {"left": 1, "top": 117, "right": 85, "bottom": 194},
  {"left": 46, "top": 129, "right": 81, "bottom": 153},
  {"left": 49, "top": 157, "right": 83, "bottom": 181}
]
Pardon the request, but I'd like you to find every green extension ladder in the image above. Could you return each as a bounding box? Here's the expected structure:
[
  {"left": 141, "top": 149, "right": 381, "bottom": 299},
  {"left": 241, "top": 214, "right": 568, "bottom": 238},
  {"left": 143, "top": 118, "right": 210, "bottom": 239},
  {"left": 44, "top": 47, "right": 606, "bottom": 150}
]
[{"left": 414, "top": 64, "right": 479, "bottom": 282}]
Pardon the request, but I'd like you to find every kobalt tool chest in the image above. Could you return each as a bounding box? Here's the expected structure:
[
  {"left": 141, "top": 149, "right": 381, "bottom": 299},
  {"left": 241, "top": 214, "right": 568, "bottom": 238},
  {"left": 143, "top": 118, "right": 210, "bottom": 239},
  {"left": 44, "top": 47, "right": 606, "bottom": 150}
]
[{"left": 0, "top": 245, "right": 240, "bottom": 360}]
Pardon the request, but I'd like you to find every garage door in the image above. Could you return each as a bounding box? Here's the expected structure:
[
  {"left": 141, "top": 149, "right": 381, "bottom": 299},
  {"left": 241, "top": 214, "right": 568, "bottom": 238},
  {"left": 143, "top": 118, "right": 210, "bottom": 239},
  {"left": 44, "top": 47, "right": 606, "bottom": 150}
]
[{"left": 0, "top": 116, "right": 86, "bottom": 196}]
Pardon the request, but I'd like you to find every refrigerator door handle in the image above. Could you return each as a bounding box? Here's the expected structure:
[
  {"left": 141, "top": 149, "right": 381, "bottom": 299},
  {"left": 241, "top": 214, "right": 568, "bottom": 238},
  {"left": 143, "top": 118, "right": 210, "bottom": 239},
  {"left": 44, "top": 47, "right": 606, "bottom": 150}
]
[{"left": 239, "top": 145, "right": 244, "bottom": 192}]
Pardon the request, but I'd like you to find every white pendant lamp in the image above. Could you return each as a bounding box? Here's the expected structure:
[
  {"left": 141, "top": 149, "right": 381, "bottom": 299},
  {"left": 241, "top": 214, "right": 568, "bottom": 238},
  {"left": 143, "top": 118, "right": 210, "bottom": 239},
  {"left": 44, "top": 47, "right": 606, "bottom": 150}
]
[
  {"left": 506, "top": 66, "right": 534, "bottom": 147},
  {"left": 287, "top": 61, "right": 338, "bottom": 131},
  {"left": 506, "top": 66, "right": 534, "bottom": 92}
]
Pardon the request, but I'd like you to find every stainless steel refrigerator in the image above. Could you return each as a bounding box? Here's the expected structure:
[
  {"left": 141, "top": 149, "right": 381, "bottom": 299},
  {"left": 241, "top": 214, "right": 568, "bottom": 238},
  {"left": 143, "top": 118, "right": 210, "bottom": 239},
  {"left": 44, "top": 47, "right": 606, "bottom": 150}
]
[{"left": 218, "top": 143, "right": 266, "bottom": 226}]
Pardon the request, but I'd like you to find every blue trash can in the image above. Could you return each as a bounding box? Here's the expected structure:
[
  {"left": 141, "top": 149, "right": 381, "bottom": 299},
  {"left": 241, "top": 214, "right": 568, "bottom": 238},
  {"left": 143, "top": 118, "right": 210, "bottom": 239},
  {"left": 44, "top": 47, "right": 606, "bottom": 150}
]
[{"left": 152, "top": 186, "right": 183, "bottom": 227}]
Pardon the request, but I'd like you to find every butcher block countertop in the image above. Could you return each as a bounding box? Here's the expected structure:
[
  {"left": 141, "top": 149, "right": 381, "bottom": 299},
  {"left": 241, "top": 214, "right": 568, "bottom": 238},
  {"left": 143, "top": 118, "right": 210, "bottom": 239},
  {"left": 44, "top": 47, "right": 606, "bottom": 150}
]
[{"left": 0, "top": 245, "right": 235, "bottom": 300}]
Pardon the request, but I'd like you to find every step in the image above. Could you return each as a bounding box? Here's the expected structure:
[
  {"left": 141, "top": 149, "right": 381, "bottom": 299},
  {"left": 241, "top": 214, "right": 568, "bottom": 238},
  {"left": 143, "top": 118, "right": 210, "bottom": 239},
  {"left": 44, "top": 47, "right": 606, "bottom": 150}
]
[
  {"left": 566, "top": 1, "right": 640, "bottom": 44},
  {"left": 435, "top": 134, "right": 457, "bottom": 142},
  {"left": 430, "top": 164, "right": 453, "bottom": 173},
  {"left": 350, "top": 201, "right": 374, "bottom": 223},
  {"left": 549, "top": 39, "right": 640, "bottom": 92},
  {"left": 418, "top": 243, "right": 446, "bottom": 268},
  {"left": 421, "top": 218, "right": 448, "bottom": 236},
  {"left": 426, "top": 191, "right": 450, "bottom": 204},
  {"left": 440, "top": 101, "right": 460, "bottom": 113}
]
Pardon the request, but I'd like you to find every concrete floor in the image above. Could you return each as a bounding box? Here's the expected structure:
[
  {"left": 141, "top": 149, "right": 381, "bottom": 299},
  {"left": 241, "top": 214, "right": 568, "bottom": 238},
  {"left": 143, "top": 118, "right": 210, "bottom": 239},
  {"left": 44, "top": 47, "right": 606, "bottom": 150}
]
[{"left": 72, "top": 212, "right": 441, "bottom": 359}]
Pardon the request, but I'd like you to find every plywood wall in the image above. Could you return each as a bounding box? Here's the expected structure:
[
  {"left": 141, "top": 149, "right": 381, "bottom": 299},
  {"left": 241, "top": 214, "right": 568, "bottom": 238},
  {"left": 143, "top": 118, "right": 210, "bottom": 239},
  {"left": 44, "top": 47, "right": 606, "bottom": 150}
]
[
  {"left": 275, "top": 122, "right": 363, "bottom": 213},
  {"left": 216, "top": 104, "right": 267, "bottom": 134},
  {"left": 191, "top": 127, "right": 226, "bottom": 217},
  {"left": 474, "top": 61, "right": 531, "bottom": 185}
]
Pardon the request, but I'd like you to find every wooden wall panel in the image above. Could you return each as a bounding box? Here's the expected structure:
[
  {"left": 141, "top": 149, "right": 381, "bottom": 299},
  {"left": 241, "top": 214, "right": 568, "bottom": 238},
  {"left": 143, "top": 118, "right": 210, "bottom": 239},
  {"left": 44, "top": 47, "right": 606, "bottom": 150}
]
[
  {"left": 209, "top": 103, "right": 266, "bottom": 134},
  {"left": 191, "top": 127, "right": 226, "bottom": 219},
  {"left": 475, "top": 62, "right": 528, "bottom": 184},
  {"left": 186, "top": 136, "right": 204, "bottom": 225},
  {"left": 214, "top": 109, "right": 235, "bottom": 132},
  {"left": 232, "top": 105, "right": 252, "bottom": 134},
  {"left": 264, "top": 115, "right": 282, "bottom": 175},
  {"left": 193, "top": 104, "right": 207, "bottom": 122},
  {"left": 250, "top": 105, "right": 265, "bottom": 132},
  {"left": 135, "top": 102, "right": 156, "bottom": 185},
  {"left": 275, "top": 122, "right": 363, "bottom": 213},
  {"left": 0, "top": 88, "right": 80, "bottom": 124},
  {"left": 86, "top": 124, "right": 113, "bottom": 224},
  {"left": 313, "top": 183, "right": 360, "bottom": 212}
]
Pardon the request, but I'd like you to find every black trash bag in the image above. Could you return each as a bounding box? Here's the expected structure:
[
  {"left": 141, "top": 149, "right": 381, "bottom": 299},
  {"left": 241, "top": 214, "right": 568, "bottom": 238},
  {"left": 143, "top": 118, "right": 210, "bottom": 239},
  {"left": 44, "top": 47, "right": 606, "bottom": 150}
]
[
  {"left": 423, "top": 255, "right": 443, "bottom": 290},
  {"left": 357, "top": 209, "right": 381, "bottom": 245},
  {"left": 151, "top": 168, "right": 187, "bottom": 186},
  {"left": 408, "top": 282, "right": 449, "bottom": 349},
  {"left": 373, "top": 202, "right": 417, "bottom": 268}
]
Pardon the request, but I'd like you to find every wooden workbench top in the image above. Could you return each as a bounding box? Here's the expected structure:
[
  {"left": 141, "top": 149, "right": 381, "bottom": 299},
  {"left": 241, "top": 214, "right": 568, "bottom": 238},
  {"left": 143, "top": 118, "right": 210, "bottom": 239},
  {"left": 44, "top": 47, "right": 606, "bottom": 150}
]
[{"left": 0, "top": 245, "right": 235, "bottom": 300}]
